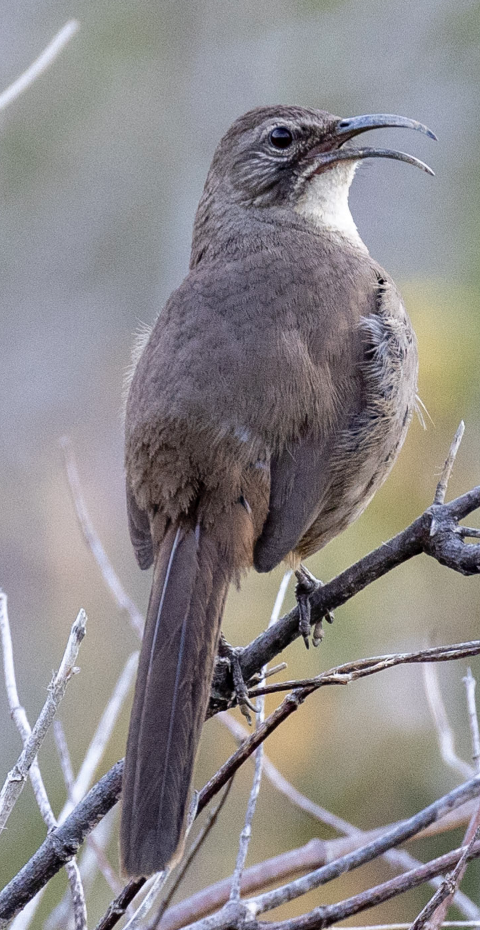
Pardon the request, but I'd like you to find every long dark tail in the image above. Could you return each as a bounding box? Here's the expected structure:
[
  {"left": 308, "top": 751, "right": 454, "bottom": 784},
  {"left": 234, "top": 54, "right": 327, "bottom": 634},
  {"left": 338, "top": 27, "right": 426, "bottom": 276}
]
[{"left": 120, "top": 523, "right": 230, "bottom": 877}]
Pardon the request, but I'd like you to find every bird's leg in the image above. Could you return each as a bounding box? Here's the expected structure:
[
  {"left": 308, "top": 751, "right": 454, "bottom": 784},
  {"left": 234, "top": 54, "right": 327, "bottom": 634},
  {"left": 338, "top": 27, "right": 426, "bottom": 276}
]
[
  {"left": 295, "top": 564, "right": 334, "bottom": 648},
  {"left": 218, "top": 633, "right": 257, "bottom": 724}
]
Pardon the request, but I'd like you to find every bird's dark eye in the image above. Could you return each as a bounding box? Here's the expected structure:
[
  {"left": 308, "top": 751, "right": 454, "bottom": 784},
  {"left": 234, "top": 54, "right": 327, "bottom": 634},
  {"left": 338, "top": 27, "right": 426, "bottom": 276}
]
[{"left": 269, "top": 126, "right": 293, "bottom": 149}]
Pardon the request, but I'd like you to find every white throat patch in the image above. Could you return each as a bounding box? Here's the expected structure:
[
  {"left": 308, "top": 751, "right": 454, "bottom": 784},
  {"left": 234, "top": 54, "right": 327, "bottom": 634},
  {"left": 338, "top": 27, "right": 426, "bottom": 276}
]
[{"left": 295, "top": 161, "right": 367, "bottom": 251}]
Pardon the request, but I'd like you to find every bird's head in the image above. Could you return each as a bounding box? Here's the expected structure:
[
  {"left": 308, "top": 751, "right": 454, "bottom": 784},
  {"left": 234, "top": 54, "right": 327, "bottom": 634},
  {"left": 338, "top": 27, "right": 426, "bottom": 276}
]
[{"left": 192, "top": 105, "right": 435, "bottom": 260}]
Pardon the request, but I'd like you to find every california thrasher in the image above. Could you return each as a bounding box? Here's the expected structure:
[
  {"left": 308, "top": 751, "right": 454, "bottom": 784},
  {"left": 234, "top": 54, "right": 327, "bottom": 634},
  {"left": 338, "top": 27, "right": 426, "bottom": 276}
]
[{"left": 121, "top": 106, "right": 435, "bottom": 876}]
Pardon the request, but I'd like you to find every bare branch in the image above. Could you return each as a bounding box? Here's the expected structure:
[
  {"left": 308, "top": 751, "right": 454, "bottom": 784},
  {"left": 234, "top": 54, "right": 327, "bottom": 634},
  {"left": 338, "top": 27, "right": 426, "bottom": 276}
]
[
  {"left": 61, "top": 436, "right": 143, "bottom": 637},
  {"left": 122, "top": 873, "right": 169, "bottom": 930},
  {"left": 262, "top": 841, "right": 480, "bottom": 930},
  {"left": 464, "top": 668, "right": 480, "bottom": 771},
  {"left": 0, "top": 595, "right": 87, "bottom": 929},
  {"left": 59, "top": 650, "right": 138, "bottom": 819},
  {"left": 0, "top": 20, "right": 79, "bottom": 112},
  {"left": 409, "top": 827, "right": 480, "bottom": 930},
  {"left": 434, "top": 421, "right": 465, "bottom": 505},
  {"left": 423, "top": 660, "right": 474, "bottom": 780},
  {"left": 219, "top": 714, "right": 480, "bottom": 922},
  {"left": 45, "top": 810, "right": 121, "bottom": 930},
  {"left": 248, "top": 641, "right": 480, "bottom": 699},
  {"left": 418, "top": 670, "right": 480, "bottom": 930},
  {"left": 148, "top": 780, "right": 235, "bottom": 930},
  {"left": 0, "top": 762, "right": 124, "bottom": 924},
  {"left": 5, "top": 634, "right": 480, "bottom": 924},
  {"left": 155, "top": 841, "right": 326, "bottom": 930},
  {"left": 241, "top": 775, "right": 480, "bottom": 920},
  {"left": 0, "top": 598, "right": 86, "bottom": 829},
  {"left": 211, "top": 485, "right": 480, "bottom": 704},
  {"left": 230, "top": 571, "right": 291, "bottom": 902}
]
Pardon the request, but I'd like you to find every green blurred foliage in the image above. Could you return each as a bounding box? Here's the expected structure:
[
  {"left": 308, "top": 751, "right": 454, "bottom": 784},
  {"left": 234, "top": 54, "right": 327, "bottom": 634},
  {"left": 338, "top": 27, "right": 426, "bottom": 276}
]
[{"left": 1, "top": 0, "right": 480, "bottom": 924}]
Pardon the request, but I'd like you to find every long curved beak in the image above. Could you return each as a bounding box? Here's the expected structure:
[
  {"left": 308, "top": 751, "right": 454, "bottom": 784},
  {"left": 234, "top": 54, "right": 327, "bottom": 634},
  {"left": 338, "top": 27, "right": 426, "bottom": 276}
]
[
  {"left": 311, "top": 112, "right": 436, "bottom": 176},
  {"left": 336, "top": 113, "right": 437, "bottom": 141}
]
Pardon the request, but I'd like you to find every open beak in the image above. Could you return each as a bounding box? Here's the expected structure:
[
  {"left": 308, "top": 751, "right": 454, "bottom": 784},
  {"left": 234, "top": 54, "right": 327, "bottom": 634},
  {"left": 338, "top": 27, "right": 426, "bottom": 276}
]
[{"left": 311, "top": 113, "right": 437, "bottom": 176}]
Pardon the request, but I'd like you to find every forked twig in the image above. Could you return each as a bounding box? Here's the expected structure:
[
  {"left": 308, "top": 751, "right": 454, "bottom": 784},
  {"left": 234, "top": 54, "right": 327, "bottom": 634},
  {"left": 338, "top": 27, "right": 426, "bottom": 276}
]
[
  {"left": 0, "top": 596, "right": 86, "bottom": 830},
  {"left": 0, "top": 594, "right": 87, "bottom": 929}
]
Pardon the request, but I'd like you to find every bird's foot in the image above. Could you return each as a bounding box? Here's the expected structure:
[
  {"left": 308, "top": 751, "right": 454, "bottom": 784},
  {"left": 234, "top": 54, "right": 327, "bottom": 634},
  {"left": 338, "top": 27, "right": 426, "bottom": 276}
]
[
  {"left": 295, "top": 564, "right": 334, "bottom": 649},
  {"left": 218, "top": 633, "right": 257, "bottom": 724}
]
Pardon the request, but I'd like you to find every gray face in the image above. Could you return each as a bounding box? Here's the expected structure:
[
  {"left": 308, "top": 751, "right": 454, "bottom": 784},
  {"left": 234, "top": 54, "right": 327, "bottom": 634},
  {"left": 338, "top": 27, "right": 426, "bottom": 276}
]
[
  {"left": 209, "top": 106, "right": 340, "bottom": 207},
  {"left": 204, "top": 105, "right": 435, "bottom": 208}
]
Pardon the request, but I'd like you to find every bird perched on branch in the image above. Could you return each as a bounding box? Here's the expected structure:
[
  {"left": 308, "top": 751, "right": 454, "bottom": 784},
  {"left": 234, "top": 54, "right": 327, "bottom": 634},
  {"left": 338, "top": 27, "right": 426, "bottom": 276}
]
[{"left": 121, "top": 105, "right": 435, "bottom": 877}]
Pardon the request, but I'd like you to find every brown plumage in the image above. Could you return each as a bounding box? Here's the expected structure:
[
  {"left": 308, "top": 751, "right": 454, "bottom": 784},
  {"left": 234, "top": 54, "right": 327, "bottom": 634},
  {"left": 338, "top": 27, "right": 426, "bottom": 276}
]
[{"left": 121, "top": 105, "right": 434, "bottom": 876}]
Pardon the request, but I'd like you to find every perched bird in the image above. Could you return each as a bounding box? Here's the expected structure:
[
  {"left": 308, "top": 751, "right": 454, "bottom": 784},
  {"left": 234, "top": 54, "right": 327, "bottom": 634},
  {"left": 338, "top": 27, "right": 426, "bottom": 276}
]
[{"left": 121, "top": 105, "right": 435, "bottom": 876}]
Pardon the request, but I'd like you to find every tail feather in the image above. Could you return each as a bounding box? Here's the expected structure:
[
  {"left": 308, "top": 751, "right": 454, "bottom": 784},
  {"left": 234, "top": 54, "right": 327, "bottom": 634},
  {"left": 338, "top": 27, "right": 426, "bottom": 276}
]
[{"left": 120, "top": 523, "right": 230, "bottom": 877}]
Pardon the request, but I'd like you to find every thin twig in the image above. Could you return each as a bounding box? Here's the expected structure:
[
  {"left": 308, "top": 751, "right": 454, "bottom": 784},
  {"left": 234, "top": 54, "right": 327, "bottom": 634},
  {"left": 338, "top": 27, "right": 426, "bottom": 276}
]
[
  {"left": 58, "top": 650, "right": 138, "bottom": 819},
  {"left": 240, "top": 775, "right": 480, "bottom": 920},
  {"left": 219, "top": 715, "right": 480, "bottom": 921},
  {"left": 148, "top": 781, "right": 235, "bottom": 930},
  {"left": 44, "top": 810, "right": 121, "bottom": 930},
  {"left": 157, "top": 824, "right": 480, "bottom": 930},
  {"left": 0, "top": 20, "right": 79, "bottom": 112},
  {"left": 423, "top": 660, "right": 473, "bottom": 780},
  {"left": 122, "top": 873, "right": 170, "bottom": 930},
  {"left": 420, "top": 671, "right": 480, "bottom": 930},
  {"left": 249, "top": 641, "right": 480, "bottom": 698},
  {"left": 465, "top": 668, "right": 480, "bottom": 771},
  {"left": 409, "top": 827, "right": 480, "bottom": 930},
  {"left": 434, "top": 421, "right": 465, "bottom": 505},
  {"left": 230, "top": 572, "right": 291, "bottom": 903},
  {"left": 60, "top": 436, "right": 143, "bottom": 637},
  {"left": 0, "top": 594, "right": 87, "bottom": 930},
  {"left": 93, "top": 878, "right": 147, "bottom": 930},
  {"left": 0, "top": 598, "right": 86, "bottom": 830},
  {"left": 210, "top": 480, "right": 480, "bottom": 704},
  {"left": 261, "top": 841, "right": 480, "bottom": 930},
  {"left": 53, "top": 720, "right": 123, "bottom": 897},
  {"left": 42, "top": 654, "right": 138, "bottom": 929},
  {"left": 54, "top": 720, "right": 76, "bottom": 793},
  {"left": 5, "top": 636, "right": 480, "bottom": 924}
]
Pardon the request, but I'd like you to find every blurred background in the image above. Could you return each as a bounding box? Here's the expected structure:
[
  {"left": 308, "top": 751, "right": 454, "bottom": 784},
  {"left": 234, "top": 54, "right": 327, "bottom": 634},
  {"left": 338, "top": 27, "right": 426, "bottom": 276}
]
[{"left": 1, "top": 0, "right": 480, "bottom": 924}]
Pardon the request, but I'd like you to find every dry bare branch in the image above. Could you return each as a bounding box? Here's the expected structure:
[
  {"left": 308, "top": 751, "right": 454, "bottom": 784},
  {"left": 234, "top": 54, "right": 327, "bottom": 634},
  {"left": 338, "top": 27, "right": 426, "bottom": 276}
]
[
  {"left": 211, "top": 484, "right": 480, "bottom": 706},
  {"left": 0, "top": 597, "right": 86, "bottom": 829},
  {"left": 59, "top": 650, "right": 138, "bottom": 820},
  {"left": 434, "top": 421, "right": 465, "bottom": 505},
  {"left": 61, "top": 436, "right": 144, "bottom": 637},
  {"left": 0, "top": 596, "right": 87, "bottom": 929},
  {"left": 423, "top": 660, "right": 474, "bottom": 780},
  {"left": 261, "top": 841, "right": 480, "bottom": 930},
  {"left": 465, "top": 668, "right": 480, "bottom": 771},
  {"left": 230, "top": 572, "right": 291, "bottom": 903},
  {"left": 0, "top": 20, "right": 79, "bottom": 112},
  {"left": 4, "top": 634, "right": 480, "bottom": 925},
  {"left": 148, "top": 779, "right": 235, "bottom": 930},
  {"left": 219, "top": 713, "right": 480, "bottom": 922}
]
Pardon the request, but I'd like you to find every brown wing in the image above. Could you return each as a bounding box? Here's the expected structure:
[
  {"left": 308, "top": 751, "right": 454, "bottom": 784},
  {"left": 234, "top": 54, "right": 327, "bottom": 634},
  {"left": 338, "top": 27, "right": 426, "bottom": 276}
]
[
  {"left": 126, "top": 480, "right": 153, "bottom": 570},
  {"left": 253, "top": 434, "right": 334, "bottom": 573}
]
